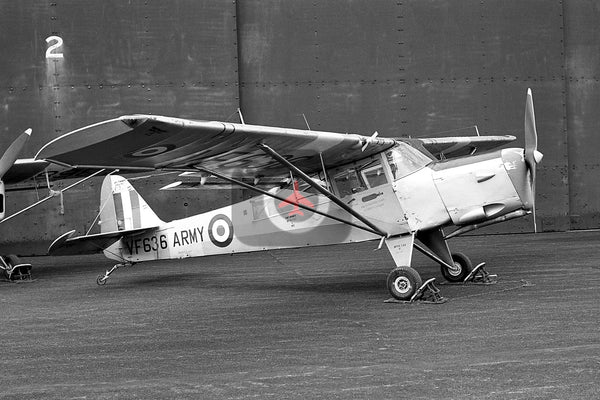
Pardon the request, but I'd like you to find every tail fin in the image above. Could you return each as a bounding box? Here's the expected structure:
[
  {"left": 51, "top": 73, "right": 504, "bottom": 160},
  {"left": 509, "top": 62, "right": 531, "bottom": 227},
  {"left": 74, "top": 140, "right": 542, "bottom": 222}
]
[{"left": 99, "top": 175, "right": 163, "bottom": 233}]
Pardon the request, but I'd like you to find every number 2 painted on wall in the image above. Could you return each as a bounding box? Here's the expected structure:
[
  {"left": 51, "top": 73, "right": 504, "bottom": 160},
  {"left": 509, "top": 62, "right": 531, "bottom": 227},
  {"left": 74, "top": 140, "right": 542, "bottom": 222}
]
[{"left": 45, "top": 36, "right": 64, "bottom": 59}]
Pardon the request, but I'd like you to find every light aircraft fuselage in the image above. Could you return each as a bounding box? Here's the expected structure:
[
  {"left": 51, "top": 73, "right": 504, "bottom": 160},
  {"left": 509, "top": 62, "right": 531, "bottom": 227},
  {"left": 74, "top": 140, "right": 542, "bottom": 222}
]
[{"left": 101, "top": 142, "right": 533, "bottom": 269}]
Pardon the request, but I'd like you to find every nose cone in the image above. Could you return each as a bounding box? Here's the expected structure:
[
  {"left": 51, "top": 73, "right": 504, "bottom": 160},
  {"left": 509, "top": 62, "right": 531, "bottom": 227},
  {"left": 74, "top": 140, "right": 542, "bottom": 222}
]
[{"left": 502, "top": 148, "right": 534, "bottom": 210}]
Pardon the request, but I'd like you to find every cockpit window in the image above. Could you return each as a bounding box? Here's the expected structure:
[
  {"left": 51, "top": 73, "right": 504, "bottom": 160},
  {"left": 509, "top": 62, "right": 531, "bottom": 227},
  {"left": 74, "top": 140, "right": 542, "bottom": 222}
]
[
  {"left": 333, "top": 169, "right": 364, "bottom": 197},
  {"left": 361, "top": 163, "right": 387, "bottom": 188},
  {"left": 386, "top": 142, "right": 432, "bottom": 179},
  {"left": 331, "top": 156, "right": 388, "bottom": 197}
]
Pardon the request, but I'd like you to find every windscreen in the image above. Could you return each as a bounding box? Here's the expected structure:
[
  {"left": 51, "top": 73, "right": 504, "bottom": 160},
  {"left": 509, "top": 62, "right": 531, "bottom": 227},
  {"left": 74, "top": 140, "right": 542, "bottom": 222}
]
[{"left": 386, "top": 142, "right": 432, "bottom": 180}]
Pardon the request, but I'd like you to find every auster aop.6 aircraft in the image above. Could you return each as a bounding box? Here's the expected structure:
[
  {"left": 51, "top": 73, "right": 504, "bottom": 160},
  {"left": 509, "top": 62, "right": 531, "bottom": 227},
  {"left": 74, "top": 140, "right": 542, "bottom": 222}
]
[{"left": 36, "top": 89, "right": 542, "bottom": 301}]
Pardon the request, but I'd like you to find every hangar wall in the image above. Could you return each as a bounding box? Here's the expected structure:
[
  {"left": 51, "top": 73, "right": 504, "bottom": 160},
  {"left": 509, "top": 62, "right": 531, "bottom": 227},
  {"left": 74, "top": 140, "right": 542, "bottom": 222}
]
[{"left": 0, "top": 0, "right": 597, "bottom": 254}]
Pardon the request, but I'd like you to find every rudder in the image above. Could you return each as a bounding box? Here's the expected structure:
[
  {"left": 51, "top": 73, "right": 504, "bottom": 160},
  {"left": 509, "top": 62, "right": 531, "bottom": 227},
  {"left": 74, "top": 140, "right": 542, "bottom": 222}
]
[{"left": 99, "top": 175, "right": 163, "bottom": 233}]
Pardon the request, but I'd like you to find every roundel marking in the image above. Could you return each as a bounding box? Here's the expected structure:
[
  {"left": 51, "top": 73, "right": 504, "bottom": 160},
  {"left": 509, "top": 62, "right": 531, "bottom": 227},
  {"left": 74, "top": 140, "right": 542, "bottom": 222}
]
[
  {"left": 126, "top": 144, "right": 176, "bottom": 158},
  {"left": 208, "top": 214, "right": 234, "bottom": 248}
]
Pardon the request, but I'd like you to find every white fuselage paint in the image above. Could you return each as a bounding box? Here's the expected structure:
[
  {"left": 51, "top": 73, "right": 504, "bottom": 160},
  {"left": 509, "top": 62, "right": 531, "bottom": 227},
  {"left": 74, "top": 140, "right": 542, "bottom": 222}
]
[
  {"left": 103, "top": 147, "right": 530, "bottom": 267},
  {"left": 104, "top": 185, "right": 402, "bottom": 262}
]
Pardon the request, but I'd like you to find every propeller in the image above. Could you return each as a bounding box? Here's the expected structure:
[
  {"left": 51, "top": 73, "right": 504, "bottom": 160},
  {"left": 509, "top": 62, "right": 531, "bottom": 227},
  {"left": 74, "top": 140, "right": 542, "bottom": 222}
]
[
  {"left": 523, "top": 89, "right": 543, "bottom": 232},
  {"left": 0, "top": 128, "right": 32, "bottom": 220},
  {"left": 0, "top": 128, "right": 32, "bottom": 179}
]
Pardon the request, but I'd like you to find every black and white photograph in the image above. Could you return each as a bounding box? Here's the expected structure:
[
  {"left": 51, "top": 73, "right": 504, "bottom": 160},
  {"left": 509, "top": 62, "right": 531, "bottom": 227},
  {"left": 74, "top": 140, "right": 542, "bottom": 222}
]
[{"left": 0, "top": 1, "right": 598, "bottom": 398}]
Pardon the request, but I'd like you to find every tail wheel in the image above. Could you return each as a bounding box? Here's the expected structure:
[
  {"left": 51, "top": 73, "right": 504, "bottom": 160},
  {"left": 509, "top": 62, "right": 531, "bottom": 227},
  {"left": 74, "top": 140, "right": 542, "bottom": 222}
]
[
  {"left": 441, "top": 252, "right": 473, "bottom": 282},
  {"left": 386, "top": 267, "right": 423, "bottom": 301}
]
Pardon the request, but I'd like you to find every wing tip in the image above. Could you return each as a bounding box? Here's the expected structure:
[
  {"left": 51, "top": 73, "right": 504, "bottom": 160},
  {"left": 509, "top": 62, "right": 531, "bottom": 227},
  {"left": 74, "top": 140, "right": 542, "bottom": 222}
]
[{"left": 121, "top": 116, "right": 147, "bottom": 129}]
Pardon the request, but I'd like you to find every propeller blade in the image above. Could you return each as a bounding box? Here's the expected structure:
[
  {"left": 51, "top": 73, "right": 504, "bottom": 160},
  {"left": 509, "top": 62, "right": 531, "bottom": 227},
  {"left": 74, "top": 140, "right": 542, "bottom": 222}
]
[
  {"left": 523, "top": 89, "right": 542, "bottom": 232},
  {"left": 524, "top": 88, "right": 537, "bottom": 170},
  {"left": 531, "top": 172, "right": 537, "bottom": 233},
  {"left": 0, "top": 128, "right": 32, "bottom": 178}
]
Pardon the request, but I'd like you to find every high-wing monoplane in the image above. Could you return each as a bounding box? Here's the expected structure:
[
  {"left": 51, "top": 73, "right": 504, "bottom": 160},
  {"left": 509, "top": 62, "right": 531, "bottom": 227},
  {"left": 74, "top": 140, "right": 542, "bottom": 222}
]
[{"left": 40, "top": 89, "right": 542, "bottom": 300}]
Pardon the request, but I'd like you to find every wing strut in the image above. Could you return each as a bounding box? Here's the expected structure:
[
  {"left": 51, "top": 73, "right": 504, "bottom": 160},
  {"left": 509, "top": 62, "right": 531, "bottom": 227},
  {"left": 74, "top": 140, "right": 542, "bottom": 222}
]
[
  {"left": 413, "top": 242, "right": 455, "bottom": 270},
  {"left": 257, "top": 143, "right": 388, "bottom": 237},
  {"left": 318, "top": 152, "right": 332, "bottom": 191},
  {"left": 193, "top": 166, "right": 383, "bottom": 237},
  {"left": 0, "top": 168, "right": 108, "bottom": 224}
]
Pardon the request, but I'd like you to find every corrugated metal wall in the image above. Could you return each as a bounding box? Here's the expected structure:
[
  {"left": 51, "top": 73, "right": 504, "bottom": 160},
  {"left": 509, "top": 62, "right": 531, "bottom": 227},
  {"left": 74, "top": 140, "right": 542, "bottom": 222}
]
[
  {"left": 0, "top": 0, "right": 597, "bottom": 254},
  {"left": 0, "top": 0, "right": 241, "bottom": 253},
  {"left": 563, "top": 0, "right": 600, "bottom": 230}
]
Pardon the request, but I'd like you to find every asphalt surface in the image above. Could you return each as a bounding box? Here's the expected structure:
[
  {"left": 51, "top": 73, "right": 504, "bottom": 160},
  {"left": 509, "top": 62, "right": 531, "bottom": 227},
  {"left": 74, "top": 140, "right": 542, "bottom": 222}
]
[{"left": 1, "top": 231, "right": 599, "bottom": 399}]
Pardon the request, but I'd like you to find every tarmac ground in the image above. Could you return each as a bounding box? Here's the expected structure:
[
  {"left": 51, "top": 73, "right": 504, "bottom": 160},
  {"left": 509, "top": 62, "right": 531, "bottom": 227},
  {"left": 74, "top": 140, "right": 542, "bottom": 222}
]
[{"left": 1, "top": 231, "right": 599, "bottom": 399}]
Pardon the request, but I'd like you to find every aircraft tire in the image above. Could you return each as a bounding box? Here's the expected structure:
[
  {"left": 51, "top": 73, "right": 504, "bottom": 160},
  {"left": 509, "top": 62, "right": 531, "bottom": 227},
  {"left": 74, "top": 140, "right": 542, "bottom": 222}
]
[
  {"left": 386, "top": 266, "right": 422, "bottom": 301},
  {"left": 441, "top": 252, "right": 473, "bottom": 282}
]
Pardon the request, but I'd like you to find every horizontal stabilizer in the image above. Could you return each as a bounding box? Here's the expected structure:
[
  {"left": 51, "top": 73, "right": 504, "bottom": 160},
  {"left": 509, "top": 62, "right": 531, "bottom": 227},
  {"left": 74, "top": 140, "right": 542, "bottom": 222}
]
[{"left": 48, "top": 227, "right": 158, "bottom": 256}]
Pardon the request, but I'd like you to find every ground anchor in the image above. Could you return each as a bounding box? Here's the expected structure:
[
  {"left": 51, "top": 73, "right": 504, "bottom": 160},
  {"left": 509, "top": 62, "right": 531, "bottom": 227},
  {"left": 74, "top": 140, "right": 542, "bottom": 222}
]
[
  {"left": 385, "top": 278, "right": 447, "bottom": 304},
  {"left": 463, "top": 262, "right": 497, "bottom": 284},
  {"left": 0, "top": 255, "right": 32, "bottom": 281},
  {"left": 439, "top": 262, "right": 498, "bottom": 286}
]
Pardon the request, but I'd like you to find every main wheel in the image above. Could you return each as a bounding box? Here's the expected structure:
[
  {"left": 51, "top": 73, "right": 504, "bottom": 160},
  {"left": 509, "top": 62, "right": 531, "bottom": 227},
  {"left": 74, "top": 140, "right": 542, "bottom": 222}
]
[
  {"left": 386, "top": 267, "right": 423, "bottom": 301},
  {"left": 441, "top": 252, "right": 473, "bottom": 282}
]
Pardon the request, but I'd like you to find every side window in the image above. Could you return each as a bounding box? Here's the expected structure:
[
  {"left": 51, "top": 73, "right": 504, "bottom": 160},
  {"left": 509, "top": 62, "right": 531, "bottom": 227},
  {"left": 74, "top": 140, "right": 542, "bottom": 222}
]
[
  {"left": 333, "top": 169, "right": 365, "bottom": 197},
  {"left": 331, "top": 156, "right": 389, "bottom": 197},
  {"left": 361, "top": 162, "right": 387, "bottom": 189}
]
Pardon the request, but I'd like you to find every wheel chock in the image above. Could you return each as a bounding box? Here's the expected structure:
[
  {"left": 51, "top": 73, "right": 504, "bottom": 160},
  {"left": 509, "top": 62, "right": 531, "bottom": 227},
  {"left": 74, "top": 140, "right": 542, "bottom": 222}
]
[
  {"left": 0, "top": 255, "right": 33, "bottom": 282},
  {"left": 463, "top": 262, "right": 497, "bottom": 284},
  {"left": 385, "top": 278, "right": 447, "bottom": 304},
  {"left": 411, "top": 278, "right": 447, "bottom": 303}
]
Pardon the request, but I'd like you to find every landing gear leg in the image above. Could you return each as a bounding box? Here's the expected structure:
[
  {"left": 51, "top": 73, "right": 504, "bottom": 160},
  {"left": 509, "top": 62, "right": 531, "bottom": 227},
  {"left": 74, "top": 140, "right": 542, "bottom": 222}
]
[
  {"left": 386, "top": 266, "right": 422, "bottom": 301},
  {"left": 383, "top": 234, "right": 446, "bottom": 303},
  {"left": 384, "top": 235, "right": 420, "bottom": 300},
  {"left": 416, "top": 228, "right": 475, "bottom": 282},
  {"left": 440, "top": 252, "right": 473, "bottom": 282},
  {"left": 385, "top": 266, "right": 447, "bottom": 303},
  {"left": 96, "top": 262, "right": 131, "bottom": 285}
]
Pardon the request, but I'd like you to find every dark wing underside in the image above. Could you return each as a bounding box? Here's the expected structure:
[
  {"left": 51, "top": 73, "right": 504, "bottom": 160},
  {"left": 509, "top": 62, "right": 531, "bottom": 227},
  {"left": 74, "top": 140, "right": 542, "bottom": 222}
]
[
  {"left": 36, "top": 115, "right": 397, "bottom": 178},
  {"left": 3, "top": 159, "right": 49, "bottom": 185},
  {"left": 35, "top": 114, "right": 516, "bottom": 181},
  {"left": 3, "top": 160, "right": 143, "bottom": 191},
  {"left": 417, "top": 135, "right": 516, "bottom": 159}
]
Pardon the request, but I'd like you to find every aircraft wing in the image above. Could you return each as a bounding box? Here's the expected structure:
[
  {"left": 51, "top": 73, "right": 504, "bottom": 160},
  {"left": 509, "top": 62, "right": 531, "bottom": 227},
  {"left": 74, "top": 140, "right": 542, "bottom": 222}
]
[
  {"left": 417, "top": 135, "right": 516, "bottom": 159},
  {"left": 48, "top": 227, "right": 158, "bottom": 256},
  {"left": 2, "top": 159, "right": 50, "bottom": 185},
  {"left": 3, "top": 159, "right": 143, "bottom": 190},
  {"left": 35, "top": 115, "right": 397, "bottom": 177}
]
